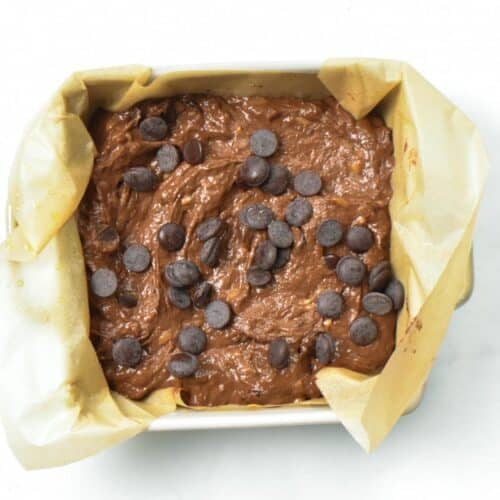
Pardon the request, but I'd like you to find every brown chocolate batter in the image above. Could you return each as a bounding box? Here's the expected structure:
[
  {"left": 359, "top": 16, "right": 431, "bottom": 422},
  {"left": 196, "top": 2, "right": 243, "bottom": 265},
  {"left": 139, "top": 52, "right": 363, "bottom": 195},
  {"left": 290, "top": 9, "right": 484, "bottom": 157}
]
[{"left": 78, "top": 94, "right": 396, "bottom": 406}]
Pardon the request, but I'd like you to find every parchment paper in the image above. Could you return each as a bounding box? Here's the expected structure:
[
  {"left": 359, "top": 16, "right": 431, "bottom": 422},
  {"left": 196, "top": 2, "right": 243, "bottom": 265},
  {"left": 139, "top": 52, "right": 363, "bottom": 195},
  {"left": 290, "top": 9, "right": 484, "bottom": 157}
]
[{"left": 0, "top": 59, "right": 489, "bottom": 468}]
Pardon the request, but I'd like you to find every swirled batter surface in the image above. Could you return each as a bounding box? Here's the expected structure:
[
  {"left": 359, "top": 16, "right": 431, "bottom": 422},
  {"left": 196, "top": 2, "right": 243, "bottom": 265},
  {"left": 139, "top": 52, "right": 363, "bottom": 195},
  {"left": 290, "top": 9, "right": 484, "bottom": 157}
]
[{"left": 78, "top": 94, "right": 396, "bottom": 405}]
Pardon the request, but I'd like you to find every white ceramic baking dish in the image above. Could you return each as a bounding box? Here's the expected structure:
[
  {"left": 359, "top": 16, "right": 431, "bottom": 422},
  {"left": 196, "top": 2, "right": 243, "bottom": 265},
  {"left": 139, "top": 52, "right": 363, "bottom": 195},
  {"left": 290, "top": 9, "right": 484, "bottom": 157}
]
[{"left": 144, "top": 63, "right": 473, "bottom": 431}]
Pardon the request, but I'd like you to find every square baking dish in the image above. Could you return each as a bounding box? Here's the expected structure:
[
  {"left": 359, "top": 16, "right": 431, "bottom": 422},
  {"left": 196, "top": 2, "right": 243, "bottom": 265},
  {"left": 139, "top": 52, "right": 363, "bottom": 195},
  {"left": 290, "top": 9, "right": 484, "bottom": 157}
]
[
  {"left": 3, "top": 63, "right": 474, "bottom": 432},
  {"left": 0, "top": 58, "right": 487, "bottom": 471},
  {"left": 134, "top": 63, "right": 475, "bottom": 431}
]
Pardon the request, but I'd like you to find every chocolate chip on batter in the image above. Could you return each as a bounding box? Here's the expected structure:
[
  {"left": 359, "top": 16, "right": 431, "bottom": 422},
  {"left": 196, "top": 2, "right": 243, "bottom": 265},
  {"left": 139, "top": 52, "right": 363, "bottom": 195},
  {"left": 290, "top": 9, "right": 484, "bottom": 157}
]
[
  {"left": 260, "top": 164, "right": 290, "bottom": 195},
  {"left": 164, "top": 260, "right": 200, "bottom": 288},
  {"left": 268, "top": 220, "right": 293, "bottom": 248},
  {"left": 123, "top": 244, "right": 151, "bottom": 272},
  {"left": 315, "top": 333, "right": 336, "bottom": 365},
  {"left": 285, "top": 198, "right": 313, "bottom": 227},
  {"left": 246, "top": 267, "right": 272, "bottom": 287},
  {"left": 196, "top": 217, "right": 223, "bottom": 241},
  {"left": 362, "top": 292, "right": 393, "bottom": 315},
  {"left": 268, "top": 337, "right": 289, "bottom": 369},
  {"left": 183, "top": 138, "right": 204, "bottom": 165},
  {"left": 254, "top": 240, "right": 278, "bottom": 270},
  {"left": 117, "top": 291, "right": 138, "bottom": 308},
  {"left": 316, "top": 220, "right": 344, "bottom": 247},
  {"left": 156, "top": 144, "right": 180, "bottom": 173},
  {"left": 240, "top": 204, "right": 274, "bottom": 230},
  {"left": 167, "top": 286, "right": 192, "bottom": 309},
  {"left": 168, "top": 352, "right": 198, "bottom": 378},
  {"left": 368, "top": 261, "right": 393, "bottom": 292},
  {"left": 250, "top": 129, "right": 278, "bottom": 157},
  {"left": 123, "top": 167, "right": 157, "bottom": 192},
  {"left": 336, "top": 255, "right": 366, "bottom": 286},
  {"left": 97, "top": 227, "right": 120, "bottom": 253},
  {"left": 98, "top": 226, "right": 118, "bottom": 242},
  {"left": 192, "top": 281, "right": 213, "bottom": 309},
  {"left": 240, "top": 156, "right": 271, "bottom": 187},
  {"left": 177, "top": 326, "right": 207, "bottom": 355},
  {"left": 293, "top": 171, "right": 322, "bottom": 196},
  {"left": 205, "top": 300, "right": 232, "bottom": 329},
  {"left": 316, "top": 290, "right": 344, "bottom": 319},
  {"left": 200, "top": 236, "right": 223, "bottom": 268},
  {"left": 323, "top": 250, "right": 339, "bottom": 270},
  {"left": 112, "top": 337, "right": 143, "bottom": 367},
  {"left": 90, "top": 268, "right": 118, "bottom": 298},
  {"left": 345, "top": 226, "right": 374, "bottom": 253},
  {"left": 139, "top": 116, "right": 168, "bottom": 141},
  {"left": 158, "top": 223, "right": 186, "bottom": 251},
  {"left": 385, "top": 279, "right": 405, "bottom": 311},
  {"left": 349, "top": 317, "right": 378, "bottom": 346},
  {"left": 164, "top": 101, "right": 177, "bottom": 125},
  {"left": 273, "top": 247, "right": 292, "bottom": 269}
]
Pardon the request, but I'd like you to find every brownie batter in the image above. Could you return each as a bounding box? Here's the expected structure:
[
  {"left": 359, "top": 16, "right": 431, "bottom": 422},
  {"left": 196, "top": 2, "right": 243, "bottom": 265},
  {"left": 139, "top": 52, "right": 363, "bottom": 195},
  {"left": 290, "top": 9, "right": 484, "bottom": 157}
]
[{"left": 78, "top": 94, "right": 398, "bottom": 406}]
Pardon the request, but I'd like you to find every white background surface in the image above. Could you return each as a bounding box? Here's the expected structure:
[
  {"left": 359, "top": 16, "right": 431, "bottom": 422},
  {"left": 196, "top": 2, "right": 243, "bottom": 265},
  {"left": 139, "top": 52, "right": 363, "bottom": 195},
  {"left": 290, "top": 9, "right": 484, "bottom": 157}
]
[{"left": 1, "top": 0, "right": 499, "bottom": 498}]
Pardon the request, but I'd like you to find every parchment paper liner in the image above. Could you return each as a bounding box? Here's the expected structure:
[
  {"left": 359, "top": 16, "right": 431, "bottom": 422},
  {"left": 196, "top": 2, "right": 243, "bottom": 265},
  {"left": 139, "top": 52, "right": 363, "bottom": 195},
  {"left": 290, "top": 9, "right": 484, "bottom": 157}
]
[{"left": 0, "top": 60, "right": 488, "bottom": 468}]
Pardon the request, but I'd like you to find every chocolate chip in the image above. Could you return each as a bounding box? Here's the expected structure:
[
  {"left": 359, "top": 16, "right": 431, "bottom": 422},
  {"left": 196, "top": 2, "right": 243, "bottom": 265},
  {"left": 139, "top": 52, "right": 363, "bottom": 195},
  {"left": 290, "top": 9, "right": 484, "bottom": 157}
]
[
  {"left": 98, "top": 226, "right": 118, "bottom": 241},
  {"left": 349, "top": 317, "right": 378, "bottom": 346},
  {"left": 167, "top": 286, "right": 192, "bottom": 309},
  {"left": 118, "top": 292, "right": 138, "bottom": 308},
  {"left": 293, "top": 171, "right": 322, "bottom": 196},
  {"left": 158, "top": 223, "right": 186, "bottom": 251},
  {"left": 268, "top": 337, "right": 289, "bottom": 369},
  {"left": 371, "top": 260, "right": 391, "bottom": 275},
  {"left": 246, "top": 267, "right": 272, "bottom": 287},
  {"left": 362, "top": 292, "right": 393, "bottom": 315},
  {"left": 316, "top": 220, "right": 343, "bottom": 247},
  {"left": 285, "top": 198, "right": 313, "bottom": 227},
  {"left": 123, "top": 167, "right": 157, "bottom": 192},
  {"left": 177, "top": 326, "right": 207, "bottom": 355},
  {"left": 205, "top": 300, "right": 232, "bottom": 329},
  {"left": 183, "top": 139, "right": 204, "bottom": 164},
  {"left": 346, "top": 226, "right": 374, "bottom": 253},
  {"left": 112, "top": 337, "right": 142, "bottom": 367},
  {"left": 368, "top": 261, "right": 393, "bottom": 292},
  {"left": 163, "top": 101, "right": 177, "bottom": 124},
  {"left": 273, "top": 247, "right": 292, "bottom": 269},
  {"left": 123, "top": 244, "right": 151, "bottom": 272},
  {"left": 196, "top": 217, "right": 223, "bottom": 241},
  {"left": 192, "top": 281, "right": 213, "bottom": 309},
  {"left": 336, "top": 256, "right": 366, "bottom": 286},
  {"left": 316, "top": 290, "right": 344, "bottom": 319},
  {"left": 385, "top": 280, "right": 405, "bottom": 311},
  {"left": 139, "top": 116, "right": 168, "bottom": 141},
  {"left": 164, "top": 260, "right": 200, "bottom": 287},
  {"left": 97, "top": 227, "right": 120, "bottom": 253},
  {"left": 268, "top": 220, "right": 293, "bottom": 248},
  {"left": 239, "top": 156, "right": 270, "bottom": 186},
  {"left": 260, "top": 164, "right": 290, "bottom": 195},
  {"left": 156, "top": 144, "right": 180, "bottom": 173},
  {"left": 165, "top": 266, "right": 182, "bottom": 287},
  {"left": 90, "top": 268, "right": 118, "bottom": 298},
  {"left": 168, "top": 352, "right": 198, "bottom": 378},
  {"left": 315, "top": 333, "right": 336, "bottom": 364},
  {"left": 254, "top": 240, "right": 277, "bottom": 270},
  {"left": 200, "top": 236, "right": 223, "bottom": 268},
  {"left": 323, "top": 251, "right": 339, "bottom": 270},
  {"left": 240, "top": 204, "right": 274, "bottom": 230},
  {"left": 250, "top": 129, "right": 278, "bottom": 157}
]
